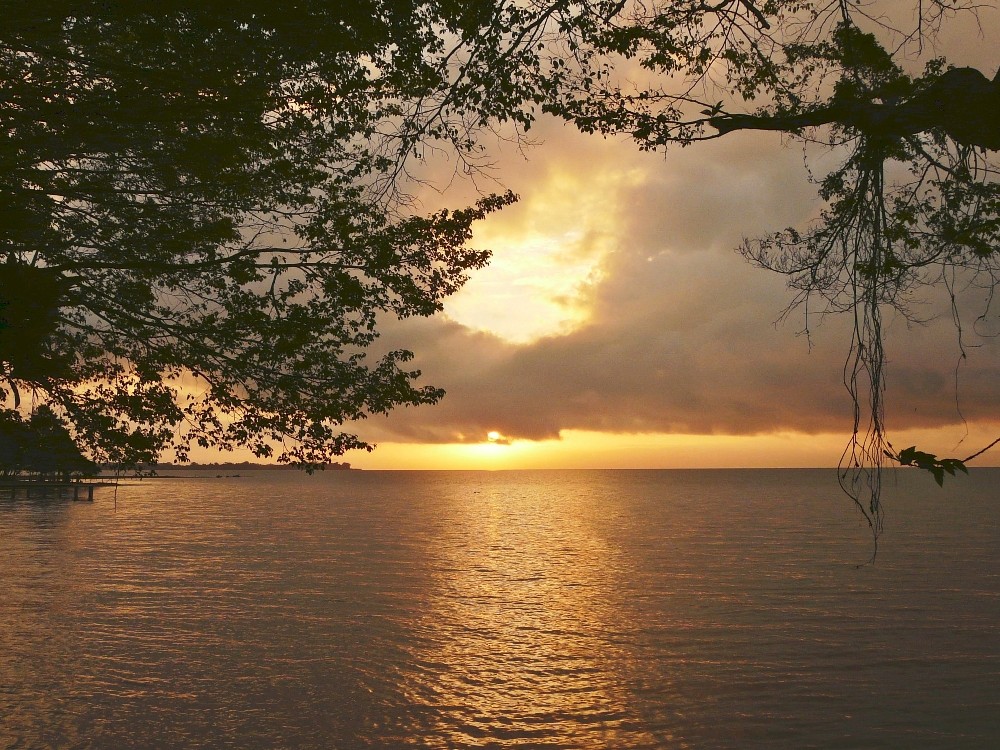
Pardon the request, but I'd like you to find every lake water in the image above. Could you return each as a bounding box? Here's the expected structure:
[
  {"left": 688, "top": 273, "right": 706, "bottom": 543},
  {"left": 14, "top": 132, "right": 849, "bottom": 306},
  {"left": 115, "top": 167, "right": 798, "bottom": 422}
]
[{"left": 1, "top": 468, "right": 998, "bottom": 748}]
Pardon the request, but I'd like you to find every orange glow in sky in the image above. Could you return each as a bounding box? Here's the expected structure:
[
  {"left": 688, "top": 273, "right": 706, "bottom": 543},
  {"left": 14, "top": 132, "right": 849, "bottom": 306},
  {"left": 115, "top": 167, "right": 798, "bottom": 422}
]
[{"left": 345, "top": 425, "right": 1000, "bottom": 471}]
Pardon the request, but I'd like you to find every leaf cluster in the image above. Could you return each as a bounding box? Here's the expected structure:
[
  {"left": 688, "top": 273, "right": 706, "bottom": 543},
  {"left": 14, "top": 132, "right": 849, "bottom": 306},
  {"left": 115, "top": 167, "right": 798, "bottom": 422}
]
[{"left": 886, "top": 445, "right": 968, "bottom": 487}]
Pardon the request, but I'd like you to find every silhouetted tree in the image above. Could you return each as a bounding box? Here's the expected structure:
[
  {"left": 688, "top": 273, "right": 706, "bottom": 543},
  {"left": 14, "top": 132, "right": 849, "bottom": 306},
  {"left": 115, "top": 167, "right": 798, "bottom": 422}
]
[
  {"left": 0, "top": 409, "right": 31, "bottom": 476},
  {"left": 2, "top": 3, "right": 525, "bottom": 468},
  {"left": 0, "top": 405, "right": 95, "bottom": 479},
  {"left": 21, "top": 405, "right": 97, "bottom": 481}
]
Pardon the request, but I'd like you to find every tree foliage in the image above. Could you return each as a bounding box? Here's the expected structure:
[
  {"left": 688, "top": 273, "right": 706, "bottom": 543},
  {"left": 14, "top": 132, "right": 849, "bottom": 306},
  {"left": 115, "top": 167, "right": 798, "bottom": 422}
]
[
  {"left": 2, "top": 2, "right": 529, "bottom": 468},
  {"left": 0, "top": 405, "right": 96, "bottom": 479}
]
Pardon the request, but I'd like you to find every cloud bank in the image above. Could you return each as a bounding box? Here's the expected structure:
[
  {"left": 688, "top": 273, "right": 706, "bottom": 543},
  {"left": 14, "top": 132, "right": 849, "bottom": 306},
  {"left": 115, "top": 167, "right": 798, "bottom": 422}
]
[{"left": 359, "top": 122, "right": 1000, "bottom": 447}]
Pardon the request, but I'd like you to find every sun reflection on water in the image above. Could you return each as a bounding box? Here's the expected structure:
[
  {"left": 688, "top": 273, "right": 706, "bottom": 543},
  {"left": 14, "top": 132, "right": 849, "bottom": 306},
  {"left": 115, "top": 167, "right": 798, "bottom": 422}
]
[{"left": 391, "top": 477, "right": 670, "bottom": 748}]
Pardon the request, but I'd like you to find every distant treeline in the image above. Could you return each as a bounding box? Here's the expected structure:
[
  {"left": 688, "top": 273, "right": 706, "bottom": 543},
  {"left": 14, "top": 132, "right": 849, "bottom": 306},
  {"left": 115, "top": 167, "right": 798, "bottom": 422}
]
[{"left": 100, "top": 461, "right": 354, "bottom": 472}]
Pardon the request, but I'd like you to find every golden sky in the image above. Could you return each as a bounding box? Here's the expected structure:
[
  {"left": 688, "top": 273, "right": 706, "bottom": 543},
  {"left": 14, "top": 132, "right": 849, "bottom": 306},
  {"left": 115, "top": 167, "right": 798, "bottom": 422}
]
[
  {"left": 179, "top": 10, "right": 998, "bottom": 471},
  {"left": 340, "top": 111, "right": 1000, "bottom": 470}
]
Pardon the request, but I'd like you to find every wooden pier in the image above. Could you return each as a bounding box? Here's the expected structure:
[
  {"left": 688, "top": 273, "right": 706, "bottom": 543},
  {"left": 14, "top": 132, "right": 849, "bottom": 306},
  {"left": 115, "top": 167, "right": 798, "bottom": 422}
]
[{"left": 0, "top": 480, "right": 108, "bottom": 501}]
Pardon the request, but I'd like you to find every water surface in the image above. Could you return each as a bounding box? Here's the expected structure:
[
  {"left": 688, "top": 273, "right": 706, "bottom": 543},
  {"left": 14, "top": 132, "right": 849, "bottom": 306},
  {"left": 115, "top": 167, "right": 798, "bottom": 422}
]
[{"left": 1, "top": 469, "right": 998, "bottom": 748}]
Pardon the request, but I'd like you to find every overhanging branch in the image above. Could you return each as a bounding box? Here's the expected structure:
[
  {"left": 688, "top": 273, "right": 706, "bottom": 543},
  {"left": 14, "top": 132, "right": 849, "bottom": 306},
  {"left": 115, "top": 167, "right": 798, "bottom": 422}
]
[{"left": 711, "top": 67, "right": 1000, "bottom": 150}]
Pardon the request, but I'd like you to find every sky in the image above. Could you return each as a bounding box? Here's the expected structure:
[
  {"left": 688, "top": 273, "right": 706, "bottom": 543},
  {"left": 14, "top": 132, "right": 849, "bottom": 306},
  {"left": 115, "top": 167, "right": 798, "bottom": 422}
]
[
  {"left": 337, "top": 109, "right": 1000, "bottom": 470},
  {"left": 174, "top": 8, "right": 997, "bottom": 471}
]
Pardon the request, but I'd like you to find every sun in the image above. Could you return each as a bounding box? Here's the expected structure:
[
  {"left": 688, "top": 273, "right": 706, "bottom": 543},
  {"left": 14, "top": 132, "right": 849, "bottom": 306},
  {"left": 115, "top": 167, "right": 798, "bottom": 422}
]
[{"left": 487, "top": 431, "right": 502, "bottom": 442}]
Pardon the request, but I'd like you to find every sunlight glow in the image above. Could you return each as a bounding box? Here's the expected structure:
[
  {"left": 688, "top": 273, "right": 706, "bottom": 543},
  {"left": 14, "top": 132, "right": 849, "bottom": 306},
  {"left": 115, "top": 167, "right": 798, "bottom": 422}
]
[
  {"left": 179, "top": 423, "right": 1000, "bottom": 470},
  {"left": 348, "top": 424, "right": 1000, "bottom": 470},
  {"left": 441, "top": 162, "right": 647, "bottom": 343},
  {"left": 443, "top": 232, "right": 600, "bottom": 343}
]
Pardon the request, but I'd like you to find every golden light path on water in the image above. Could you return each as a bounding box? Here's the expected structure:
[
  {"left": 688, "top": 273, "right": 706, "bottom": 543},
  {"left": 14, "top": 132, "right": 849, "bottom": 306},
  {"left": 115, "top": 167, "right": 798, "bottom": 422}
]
[{"left": 389, "top": 475, "right": 670, "bottom": 746}]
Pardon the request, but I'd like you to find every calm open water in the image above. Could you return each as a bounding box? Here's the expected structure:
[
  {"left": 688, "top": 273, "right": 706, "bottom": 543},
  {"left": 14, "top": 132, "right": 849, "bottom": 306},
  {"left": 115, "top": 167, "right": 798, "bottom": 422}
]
[{"left": 1, "top": 468, "right": 998, "bottom": 749}]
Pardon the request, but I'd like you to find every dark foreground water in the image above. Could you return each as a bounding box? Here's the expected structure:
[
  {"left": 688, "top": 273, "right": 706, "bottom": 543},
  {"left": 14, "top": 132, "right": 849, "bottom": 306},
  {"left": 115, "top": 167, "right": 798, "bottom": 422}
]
[{"left": 1, "top": 468, "right": 998, "bottom": 749}]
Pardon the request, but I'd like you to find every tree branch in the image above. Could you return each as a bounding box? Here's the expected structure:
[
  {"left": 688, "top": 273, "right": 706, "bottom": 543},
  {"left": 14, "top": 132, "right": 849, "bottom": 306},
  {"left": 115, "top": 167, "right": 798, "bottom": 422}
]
[{"left": 710, "top": 67, "right": 1000, "bottom": 150}]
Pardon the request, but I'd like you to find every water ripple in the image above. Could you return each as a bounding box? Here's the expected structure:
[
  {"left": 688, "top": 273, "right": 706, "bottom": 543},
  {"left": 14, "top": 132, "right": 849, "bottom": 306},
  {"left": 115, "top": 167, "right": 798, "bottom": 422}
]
[{"left": 1, "top": 469, "right": 998, "bottom": 748}]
